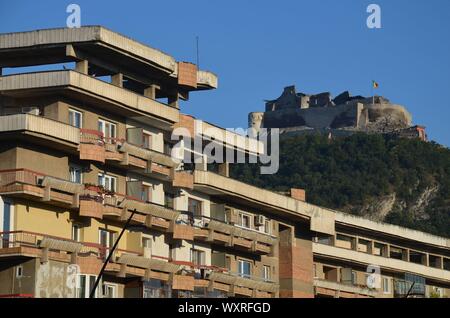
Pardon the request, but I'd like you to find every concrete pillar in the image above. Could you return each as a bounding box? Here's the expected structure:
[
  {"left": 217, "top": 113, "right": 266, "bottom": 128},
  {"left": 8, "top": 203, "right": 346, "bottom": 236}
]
[
  {"left": 218, "top": 162, "right": 230, "bottom": 177},
  {"left": 111, "top": 73, "right": 123, "bottom": 88},
  {"left": 144, "top": 85, "right": 158, "bottom": 99},
  {"left": 403, "top": 249, "right": 410, "bottom": 262},
  {"left": 195, "top": 155, "right": 207, "bottom": 171},
  {"left": 422, "top": 253, "right": 429, "bottom": 267},
  {"left": 168, "top": 93, "right": 179, "bottom": 109},
  {"left": 75, "top": 60, "right": 88, "bottom": 74},
  {"left": 384, "top": 244, "right": 390, "bottom": 258},
  {"left": 353, "top": 236, "right": 359, "bottom": 251},
  {"left": 369, "top": 240, "right": 374, "bottom": 254},
  {"left": 438, "top": 256, "right": 444, "bottom": 269}
]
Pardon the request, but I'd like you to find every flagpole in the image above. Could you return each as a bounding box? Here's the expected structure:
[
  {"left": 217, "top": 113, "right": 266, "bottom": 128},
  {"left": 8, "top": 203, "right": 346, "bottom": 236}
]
[{"left": 371, "top": 81, "right": 374, "bottom": 105}]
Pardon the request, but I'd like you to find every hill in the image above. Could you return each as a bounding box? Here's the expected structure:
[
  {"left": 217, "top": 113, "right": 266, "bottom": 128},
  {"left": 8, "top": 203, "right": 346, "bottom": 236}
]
[{"left": 231, "top": 133, "right": 450, "bottom": 237}]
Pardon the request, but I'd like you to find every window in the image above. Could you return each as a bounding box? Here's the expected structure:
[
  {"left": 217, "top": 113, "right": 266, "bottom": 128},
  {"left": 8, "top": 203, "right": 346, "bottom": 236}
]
[
  {"left": 142, "top": 236, "right": 152, "bottom": 258},
  {"left": 142, "top": 184, "right": 152, "bottom": 202},
  {"left": 69, "top": 165, "right": 83, "bottom": 184},
  {"left": 432, "top": 287, "right": 443, "bottom": 298},
  {"left": 164, "top": 142, "right": 172, "bottom": 156},
  {"left": 69, "top": 109, "right": 82, "bottom": 128},
  {"left": 190, "top": 249, "right": 205, "bottom": 266},
  {"left": 238, "top": 260, "right": 251, "bottom": 278},
  {"left": 72, "top": 224, "right": 81, "bottom": 242},
  {"left": 264, "top": 219, "right": 271, "bottom": 234},
  {"left": 188, "top": 198, "right": 202, "bottom": 217},
  {"left": 98, "top": 174, "right": 117, "bottom": 192},
  {"left": 164, "top": 192, "right": 175, "bottom": 209},
  {"left": 383, "top": 277, "right": 390, "bottom": 294},
  {"left": 77, "top": 274, "right": 97, "bottom": 298},
  {"left": 351, "top": 271, "right": 357, "bottom": 285},
  {"left": 16, "top": 265, "right": 23, "bottom": 278},
  {"left": 142, "top": 132, "right": 152, "bottom": 149},
  {"left": 169, "top": 243, "right": 176, "bottom": 261},
  {"left": 238, "top": 212, "right": 252, "bottom": 229},
  {"left": 143, "top": 279, "right": 172, "bottom": 298},
  {"left": 99, "top": 229, "right": 115, "bottom": 261},
  {"left": 102, "top": 283, "right": 117, "bottom": 298},
  {"left": 1, "top": 200, "right": 12, "bottom": 248},
  {"left": 98, "top": 119, "right": 117, "bottom": 144},
  {"left": 263, "top": 266, "right": 271, "bottom": 282}
]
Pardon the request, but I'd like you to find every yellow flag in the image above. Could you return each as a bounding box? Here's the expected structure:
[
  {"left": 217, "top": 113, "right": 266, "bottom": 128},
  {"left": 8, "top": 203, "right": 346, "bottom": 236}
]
[{"left": 372, "top": 80, "right": 379, "bottom": 89}]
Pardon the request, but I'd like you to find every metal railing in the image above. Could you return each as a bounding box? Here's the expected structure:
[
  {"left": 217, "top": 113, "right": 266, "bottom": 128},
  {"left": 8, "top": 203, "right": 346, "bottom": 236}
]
[
  {"left": 80, "top": 128, "right": 104, "bottom": 145},
  {"left": 0, "top": 230, "right": 140, "bottom": 259},
  {"left": 0, "top": 168, "right": 43, "bottom": 188}
]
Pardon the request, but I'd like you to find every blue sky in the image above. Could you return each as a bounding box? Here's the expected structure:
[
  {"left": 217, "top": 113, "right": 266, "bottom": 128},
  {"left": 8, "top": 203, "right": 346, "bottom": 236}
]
[{"left": 1, "top": 0, "right": 449, "bottom": 146}]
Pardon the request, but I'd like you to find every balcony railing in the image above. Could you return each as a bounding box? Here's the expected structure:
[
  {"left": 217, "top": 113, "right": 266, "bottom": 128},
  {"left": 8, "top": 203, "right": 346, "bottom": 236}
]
[
  {"left": 0, "top": 169, "right": 83, "bottom": 206},
  {"left": 0, "top": 230, "right": 137, "bottom": 259},
  {"left": 173, "top": 212, "right": 275, "bottom": 254},
  {"left": 0, "top": 169, "right": 275, "bottom": 254},
  {"left": 0, "top": 168, "right": 44, "bottom": 188},
  {"left": 79, "top": 129, "right": 104, "bottom": 145},
  {"left": 313, "top": 278, "right": 378, "bottom": 298}
]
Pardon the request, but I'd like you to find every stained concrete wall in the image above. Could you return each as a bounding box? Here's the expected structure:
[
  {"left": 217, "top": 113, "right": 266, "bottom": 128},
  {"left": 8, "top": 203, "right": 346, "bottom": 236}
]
[
  {"left": 15, "top": 145, "right": 69, "bottom": 180},
  {"left": 0, "top": 258, "right": 35, "bottom": 296},
  {"left": 35, "top": 259, "right": 77, "bottom": 298}
]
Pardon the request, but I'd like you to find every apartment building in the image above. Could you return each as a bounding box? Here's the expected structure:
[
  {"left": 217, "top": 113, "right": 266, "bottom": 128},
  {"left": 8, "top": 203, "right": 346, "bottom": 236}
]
[{"left": 0, "top": 26, "right": 448, "bottom": 298}]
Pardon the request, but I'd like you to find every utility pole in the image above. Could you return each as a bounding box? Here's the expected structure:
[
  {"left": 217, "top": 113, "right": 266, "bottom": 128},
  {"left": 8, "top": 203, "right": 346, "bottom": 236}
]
[
  {"left": 405, "top": 281, "right": 416, "bottom": 298},
  {"left": 89, "top": 209, "right": 137, "bottom": 298}
]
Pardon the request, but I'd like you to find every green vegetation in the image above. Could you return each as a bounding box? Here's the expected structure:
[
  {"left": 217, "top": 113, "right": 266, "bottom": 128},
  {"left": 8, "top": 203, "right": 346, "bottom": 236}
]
[{"left": 231, "top": 133, "right": 450, "bottom": 237}]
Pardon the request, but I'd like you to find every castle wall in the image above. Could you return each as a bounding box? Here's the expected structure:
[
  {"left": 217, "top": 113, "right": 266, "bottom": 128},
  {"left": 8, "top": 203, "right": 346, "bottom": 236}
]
[{"left": 262, "top": 103, "right": 360, "bottom": 130}]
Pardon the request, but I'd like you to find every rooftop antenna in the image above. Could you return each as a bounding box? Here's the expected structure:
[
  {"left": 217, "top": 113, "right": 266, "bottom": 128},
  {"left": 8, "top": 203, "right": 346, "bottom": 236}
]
[{"left": 196, "top": 36, "right": 200, "bottom": 68}]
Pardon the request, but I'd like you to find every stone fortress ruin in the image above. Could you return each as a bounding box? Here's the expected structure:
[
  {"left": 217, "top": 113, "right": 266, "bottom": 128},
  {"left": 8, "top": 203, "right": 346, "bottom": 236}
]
[{"left": 249, "top": 86, "right": 427, "bottom": 140}]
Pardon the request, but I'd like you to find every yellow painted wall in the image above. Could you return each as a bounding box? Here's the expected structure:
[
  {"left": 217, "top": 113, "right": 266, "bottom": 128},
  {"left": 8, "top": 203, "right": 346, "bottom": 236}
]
[
  {"left": 14, "top": 201, "right": 141, "bottom": 254},
  {"left": 14, "top": 202, "right": 72, "bottom": 239}
]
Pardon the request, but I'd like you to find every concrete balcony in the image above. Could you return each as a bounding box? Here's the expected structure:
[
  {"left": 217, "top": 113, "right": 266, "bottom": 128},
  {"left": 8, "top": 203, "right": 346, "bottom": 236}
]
[
  {"left": 114, "top": 253, "right": 277, "bottom": 297},
  {"left": 117, "top": 141, "right": 178, "bottom": 171},
  {"left": 79, "top": 131, "right": 175, "bottom": 180},
  {"left": 0, "top": 115, "right": 174, "bottom": 181},
  {"left": 313, "top": 278, "right": 378, "bottom": 298},
  {"left": 0, "top": 70, "right": 179, "bottom": 128},
  {"left": 172, "top": 171, "right": 194, "bottom": 190},
  {"left": 0, "top": 26, "right": 218, "bottom": 91},
  {"left": 199, "top": 217, "right": 276, "bottom": 255},
  {"left": 0, "top": 113, "right": 79, "bottom": 147},
  {"left": 0, "top": 229, "right": 277, "bottom": 297},
  {"left": 0, "top": 169, "right": 178, "bottom": 230},
  {"left": 312, "top": 242, "right": 450, "bottom": 283},
  {"left": 102, "top": 195, "right": 179, "bottom": 230},
  {"left": 0, "top": 169, "right": 83, "bottom": 208},
  {"left": 193, "top": 170, "right": 311, "bottom": 220},
  {"left": 207, "top": 271, "right": 278, "bottom": 297},
  {"left": 0, "top": 230, "right": 138, "bottom": 264},
  {"left": 0, "top": 230, "right": 176, "bottom": 282}
]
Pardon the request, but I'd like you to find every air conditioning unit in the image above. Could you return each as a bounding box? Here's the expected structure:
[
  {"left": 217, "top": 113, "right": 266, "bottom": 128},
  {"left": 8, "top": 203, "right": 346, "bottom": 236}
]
[
  {"left": 21, "top": 107, "right": 40, "bottom": 116},
  {"left": 202, "top": 269, "right": 212, "bottom": 280},
  {"left": 255, "top": 215, "right": 265, "bottom": 226},
  {"left": 36, "top": 176, "right": 45, "bottom": 186},
  {"left": 226, "top": 208, "right": 239, "bottom": 225}
]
